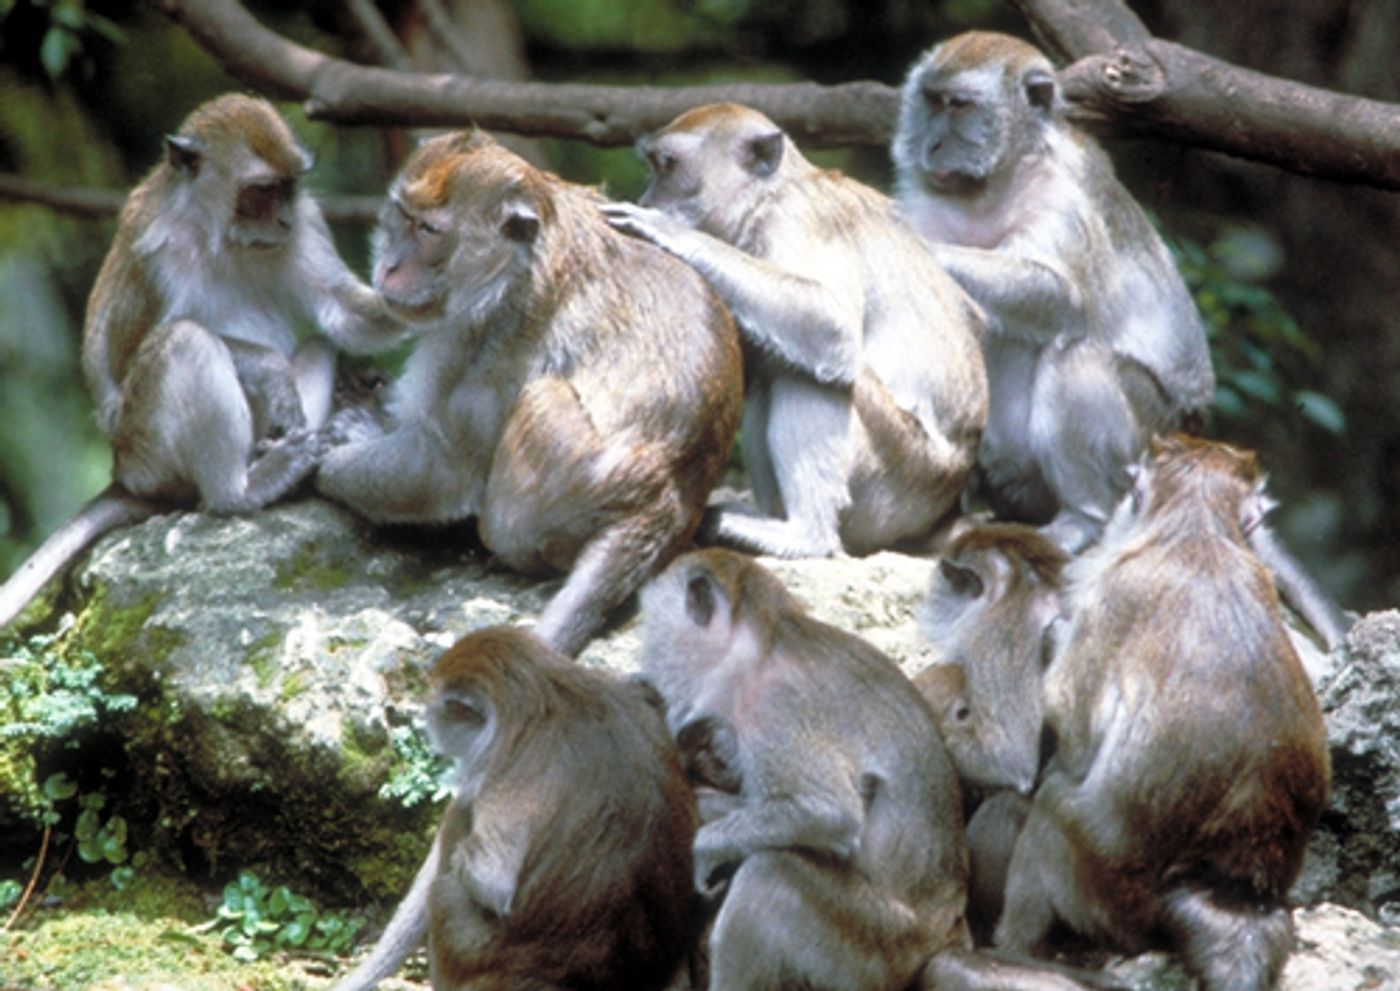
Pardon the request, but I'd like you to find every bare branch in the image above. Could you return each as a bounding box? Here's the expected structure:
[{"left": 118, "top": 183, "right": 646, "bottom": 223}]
[
  {"left": 151, "top": 0, "right": 899, "bottom": 148},
  {"left": 1009, "top": 0, "right": 1149, "bottom": 60},
  {"left": 0, "top": 173, "right": 381, "bottom": 224},
  {"left": 343, "top": 0, "right": 411, "bottom": 71}
]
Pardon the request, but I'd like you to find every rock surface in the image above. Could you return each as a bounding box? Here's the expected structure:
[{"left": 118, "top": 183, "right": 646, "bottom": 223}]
[{"left": 2, "top": 497, "right": 1397, "bottom": 988}]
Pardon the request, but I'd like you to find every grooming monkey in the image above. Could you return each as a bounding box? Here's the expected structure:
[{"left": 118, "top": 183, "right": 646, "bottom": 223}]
[
  {"left": 639, "top": 548, "right": 1096, "bottom": 991},
  {"left": 606, "top": 103, "right": 987, "bottom": 559},
  {"left": 316, "top": 131, "right": 742, "bottom": 656},
  {"left": 332, "top": 627, "right": 697, "bottom": 991},
  {"left": 892, "top": 31, "right": 1214, "bottom": 554},
  {"left": 986, "top": 436, "right": 1330, "bottom": 991},
  {"left": 0, "top": 93, "right": 402, "bottom": 629}
]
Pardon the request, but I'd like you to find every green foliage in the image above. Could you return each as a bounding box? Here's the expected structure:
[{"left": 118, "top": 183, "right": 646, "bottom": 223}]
[
  {"left": 2, "top": 0, "right": 125, "bottom": 80},
  {"left": 1, "top": 634, "right": 137, "bottom": 824},
  {"left": 1170, "top": 233, "right": 1345, "bottom": 436},
  {"left": 210, "top": 870, "right": 364, "bottom": 962},
  {"left": 377, "top": 723, "right": 452, "bottom": 809}
]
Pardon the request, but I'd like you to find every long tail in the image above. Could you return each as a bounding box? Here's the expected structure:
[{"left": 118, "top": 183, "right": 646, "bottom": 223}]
[
  {"left": 1249, "top": 526, "right": 1352, "bottom": 651},
  {"left": 0, "top": 484, "right": 157, "bottom": 630},
  {"left": 331, "top": 839, "right": 438, "bottom": 991}
]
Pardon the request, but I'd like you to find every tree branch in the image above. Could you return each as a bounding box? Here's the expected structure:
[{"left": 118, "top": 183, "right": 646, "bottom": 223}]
[
  {"left": 150, "top": 0, "right": 899, "bottom": 148},
  {"left": 1014, "top": 0, "right": 1400, "bottom": 189},
  {"left": 57, "top": 0, "right": 1400, "bottom": 192}
]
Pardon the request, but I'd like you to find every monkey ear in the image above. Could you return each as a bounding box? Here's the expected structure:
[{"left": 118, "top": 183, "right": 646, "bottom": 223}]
[
  {"left": 1024, "top": 68, "right": 1056, "bottom": 112},
  {"left": 745, "top": 130, "right": 785, "bottom": 178},
  {"left": 938, "top": 557, "right": 984, "bottom": 599},
  {"left": 165, "top": 134, "right": 202, "bottom": 176},
  {"left": 500, "top": 201, "right": 541, "bottom": 244},
  {"left": 1239, "top": 480, "right": 1277, "bottom": 537},
  {"left": 685, "top": 573, "right": 717, "bottom": 627}
]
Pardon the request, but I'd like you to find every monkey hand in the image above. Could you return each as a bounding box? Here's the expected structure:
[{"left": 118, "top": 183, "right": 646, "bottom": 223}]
[
  {"left": 600, "top": 202, "right": 690, "bottom": 252},
  {"left": 692, "top": 827, "right": 742, "bottom": 900},
  {"left": 321, "top": 405, "right": 385, "bottom": 447}
]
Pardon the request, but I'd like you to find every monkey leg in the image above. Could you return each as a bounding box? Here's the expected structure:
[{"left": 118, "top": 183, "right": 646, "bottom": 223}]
[
  {"left": 1030, "top": 342, "right": 1146, "bottom": 552},
  {"left": 224, "top": 337, "right": 306, "bottom": 441},
  {"left": 1160, "top": 884, "right": 1293, "bottom": 991},
  {"left": 115, "top": 320, "right": 316, "bottom": 513},
  {"left": 482, "top": 377, "right": 692, "bottom": 656},
  {"left": 705, "top": 376, "right": 851, "bottom": 558},
  {"left": 708, "top": 852, "right": 927, "bottom": 991},
  {"left": 965, "top": 790, "right": 1031, "bottom": 945},
  {"left": 317, "top": 418, "right": 478, "bottom": 524},
  {"left": 291, "top": 335, "right": 336, "bottom": 430},
  {"left": 977, "top": 345, "right": 1056, "bottom": 525},
  {"left": 845, "top": 371, "right": 971, "bottom": 554}
]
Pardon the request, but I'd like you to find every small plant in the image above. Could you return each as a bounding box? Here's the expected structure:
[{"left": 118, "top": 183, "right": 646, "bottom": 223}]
[
  {"left": 377, "top": 723, "right": 452, "bottom": 808},
  {"left": 1169, "top": 232, "right": 1345, "bottom": 437},
  {"left": 206, "top": 870, "right": 365, "bottom": 962}
]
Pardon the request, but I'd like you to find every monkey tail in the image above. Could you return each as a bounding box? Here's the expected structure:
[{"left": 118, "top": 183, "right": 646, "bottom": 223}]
[
  {"left": 1248, "top": 526, "right": 1351, "bottom": 651},
  {"left": 0, "top": 484, "right": 158, "bottom": 631}
]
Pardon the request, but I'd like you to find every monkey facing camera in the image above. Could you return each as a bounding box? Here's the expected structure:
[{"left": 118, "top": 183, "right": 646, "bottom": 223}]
[
  {"left": 315, "top": 131, "right": 743, "bottom": 656},
  {"left": 606, "top": 102, "right": 988, "bottom": 560},
  {"left": 892, "top": 32, "right": 1215, "bottom": 554},
  {"left": 638, "top": 548, "right": 1101, "bottom": 991},
  {"left": 0, "top": 93, "right": 406, "bottom": 630},
  {"left": 331, "top": 627, "right": 697, "bottom": 991}
]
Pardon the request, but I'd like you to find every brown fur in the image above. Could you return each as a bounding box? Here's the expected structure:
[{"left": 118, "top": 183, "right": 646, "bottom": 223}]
[
  {"left": 420, "top": 628, "right": 697, "bottom": 991},
  {"left": 995, "top": 436, "right": 1331, "bottom": 991},
  {"left": 317, "top": 133, "right": 743, "bottom": 656}
]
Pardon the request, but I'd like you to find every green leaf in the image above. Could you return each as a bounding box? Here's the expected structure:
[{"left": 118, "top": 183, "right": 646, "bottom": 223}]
[
  {"left": 281, "top": 918, "right": 309, "bottom": 946},
  {"left": 232, "top": 944, "right": 259, "bottom": 962},
  {"left": 39, "top": 25, "right": 77, "bottom": 79},
  {"left": 1294, "top": 390, "right": 1346, "bottom": 435},
  {"left": 110, "top": 866, "right": 135, "bottom": 891},
  {"left": 42, "top": 772, "right": 78, "bottom": 801}
]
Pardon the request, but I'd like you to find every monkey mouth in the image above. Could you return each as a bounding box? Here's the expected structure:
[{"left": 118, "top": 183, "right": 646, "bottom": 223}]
[{"left": 383, "top": 292, "right": 442, "bottom": 322}]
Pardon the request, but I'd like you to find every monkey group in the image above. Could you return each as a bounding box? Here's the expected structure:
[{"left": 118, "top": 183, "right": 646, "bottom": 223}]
[{"left": 0, "top": 26, "right": 1345, "bottom": 991}]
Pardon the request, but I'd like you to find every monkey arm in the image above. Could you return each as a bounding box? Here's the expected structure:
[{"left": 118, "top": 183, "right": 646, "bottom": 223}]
[
  {"left": 693, "top": 776, "right": 865, "bottom": 892},
  {"left": 603, "top": 202, "right": 862, "bottom": 386},
  {"left": 81, "top": 243, "right": 161, "bottom": 437},
  {"left": 930, "top": 244, "right": 1083, "bottom": 344},
  {"left": 295, "top": 201, "right": 410, "bottom": 355},
  {"left": 449, "top": 816, "right": 528, "bottom": 919}
]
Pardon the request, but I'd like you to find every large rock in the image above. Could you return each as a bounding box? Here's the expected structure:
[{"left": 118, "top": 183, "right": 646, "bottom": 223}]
[{"left": 4, "top": 497, "right": 1397, "bottom": 989}]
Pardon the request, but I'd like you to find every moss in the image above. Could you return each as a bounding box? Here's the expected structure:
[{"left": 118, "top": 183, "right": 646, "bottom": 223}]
[
  {"left": 279, "top": 669, "right": 308, "bottom": 702},
  {"left": 345, "top": 823, "right": 434, "bottom": 903},
  {"left": 245, "top": 631, "right": 283, "bottom": 690},
  {"left": 273, "top": 543, "right": 354, "bottom": 593},
  {"left": 0, "top": 868, "right": 336, "bottom": 990},
  {"left": 71, "top": 585, "right": 187, "bottom": 679},
  {"left": 335, "top": 715, "right": 390, "bottom": 795}
]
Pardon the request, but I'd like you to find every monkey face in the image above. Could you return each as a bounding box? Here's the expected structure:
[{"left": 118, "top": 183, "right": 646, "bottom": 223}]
[
  {"left": 894, "top": 33, "right": 1058, "bottom": 198},
  {"left": 372, "top": 195, "right": 459, "bottom": 321},
  {"left": 636, "top": 103, "right": 786, "bottom": 241},
  {"left": 227, "top": 171, "right": 300, "bottom": 250}
]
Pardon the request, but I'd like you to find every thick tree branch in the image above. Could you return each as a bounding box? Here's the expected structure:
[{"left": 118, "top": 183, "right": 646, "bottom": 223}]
[
  {"left": 150, "top": 0, "right": 899, "bottom": 148},
  {"left": 47, "top": 0, "right": 1400, "bottom": 192},
  {"left": 1015, "top": 0, "right": 1400, "bottom": 188}
]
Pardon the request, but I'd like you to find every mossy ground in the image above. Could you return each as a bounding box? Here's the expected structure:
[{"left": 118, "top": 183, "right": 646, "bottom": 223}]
[{"left": 0, "top": 867, "right": 427, "bottom": 991}]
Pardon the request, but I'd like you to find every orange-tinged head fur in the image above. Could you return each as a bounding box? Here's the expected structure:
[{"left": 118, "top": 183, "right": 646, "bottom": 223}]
[
  {"left": 172, "top": 93, "right": 310, "bottom": 178},
  {"left": 396, "top": 131, "right": 558, "bottom": 227}
]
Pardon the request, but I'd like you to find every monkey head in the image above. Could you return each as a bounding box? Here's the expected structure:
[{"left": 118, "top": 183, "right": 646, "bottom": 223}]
[
  {"left": 635, "top": 103, "right": 789, "bottom": 241},
  {"left": 639, "top": 548, "right": 784, "bottom": 728},
  {"left": 162, "top": 94, "right": 313, "bottom": 253},
  {"left": 372, "top": 131, "right": 550, "bottom": 324},
  {"left": 1108, "top": 434, "right": 1274, "bottom": 544},
  {"left": 893, "top": 31, "right": 1058, "bottom": 197},
  {"left": 424, "top": 627, "right": 556, "bottom": 805},
  {"left": 919, "top": 523, "right": 1067, "bottom": 794}
]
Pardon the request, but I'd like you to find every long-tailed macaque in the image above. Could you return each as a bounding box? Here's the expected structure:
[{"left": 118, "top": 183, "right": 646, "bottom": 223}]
[
  {"left": 639, "top": 548, "right": 1095, "bottom": 991},
  {"left": 892, "top": 32, "right": 1214, "bottom": 554},
  {"left": 605, "top": 103, "right": 987, "bottom": 559},
  {"left": 0, "top": 93, "right": 402, "bottom": 629},
  {"left": 917, "top": 522, "right": 1068, "bottom": 797},
  {"left": 994, "top": 435, "right": 1330, "bottom": 991},
  {"left": 315, "top": 131, "right": 743, "bottom": 657},
  {"left": 332, "top": 627, "right": 697, "bottom": 991}
]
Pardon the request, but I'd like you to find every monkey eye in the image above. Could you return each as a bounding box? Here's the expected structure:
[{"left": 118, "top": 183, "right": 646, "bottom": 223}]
[
  {"left": 922, "top": 89, "right": 946, "bottom": 112},
  {"left": 952, "top": 703, "right": 971, "bottom": 723},
  {"left": 650, "top": 151, "right": 677, "bottom": 177},
  {"left": 441, "top": 695, "right": 484, "bottom": 724},
  {"left": 947, "top": 94, "right": 973, "bottom": 111},
  {"left": 417, "top": 219, "right": 444, "bottom": 237}
]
